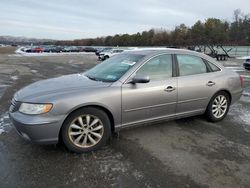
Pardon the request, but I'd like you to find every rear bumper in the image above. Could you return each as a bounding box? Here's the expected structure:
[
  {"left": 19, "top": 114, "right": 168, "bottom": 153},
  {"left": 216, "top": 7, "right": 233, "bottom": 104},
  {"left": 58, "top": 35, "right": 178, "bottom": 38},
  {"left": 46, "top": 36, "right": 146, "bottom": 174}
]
[{"left": 9, "top": 111, "right": 66, "bottom": 144}]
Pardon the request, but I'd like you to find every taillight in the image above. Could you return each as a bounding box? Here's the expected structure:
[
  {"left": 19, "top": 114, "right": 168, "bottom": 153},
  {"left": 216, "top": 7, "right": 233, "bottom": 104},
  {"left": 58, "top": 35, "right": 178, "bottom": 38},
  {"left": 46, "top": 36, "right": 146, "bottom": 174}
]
[{"left": 240, "top": 75, "right": 243, "bottom": 87}]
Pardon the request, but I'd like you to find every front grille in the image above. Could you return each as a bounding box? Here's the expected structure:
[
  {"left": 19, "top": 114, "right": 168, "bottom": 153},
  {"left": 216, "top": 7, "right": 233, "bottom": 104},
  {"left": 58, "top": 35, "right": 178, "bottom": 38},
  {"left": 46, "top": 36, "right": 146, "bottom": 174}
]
[{"left": 9, "top": 98, "right": 21, "bottom": 113}]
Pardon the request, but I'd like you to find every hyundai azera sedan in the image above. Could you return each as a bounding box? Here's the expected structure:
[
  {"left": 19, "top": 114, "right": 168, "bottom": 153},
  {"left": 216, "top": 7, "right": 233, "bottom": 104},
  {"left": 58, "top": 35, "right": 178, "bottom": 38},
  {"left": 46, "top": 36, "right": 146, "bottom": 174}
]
[{"left": 9, "top": 49, "right": 243, "bottom": 153}]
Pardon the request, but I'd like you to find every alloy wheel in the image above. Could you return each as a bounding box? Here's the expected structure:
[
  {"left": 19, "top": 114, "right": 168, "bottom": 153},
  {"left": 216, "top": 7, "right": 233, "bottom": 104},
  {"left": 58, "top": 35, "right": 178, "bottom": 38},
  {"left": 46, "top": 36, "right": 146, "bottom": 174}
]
[
  {"left": 68, "top": 114, "right": 104, "bottom": 148},
  {"left": 212, "top": 95, "right": 228, "bottom": 119}
]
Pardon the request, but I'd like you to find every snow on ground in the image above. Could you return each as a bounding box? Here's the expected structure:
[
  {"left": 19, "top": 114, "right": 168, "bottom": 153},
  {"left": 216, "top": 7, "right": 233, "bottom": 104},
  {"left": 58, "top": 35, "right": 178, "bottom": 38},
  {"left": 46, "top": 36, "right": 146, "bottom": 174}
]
[
  {"left": 242, "top": 75, "right": 250, "bottom": 79},
  {"left": 229, "top": 107, "right": 250, "bottom": 132},
  {"left": 9, "top": 52, "right": 95, "bottom": 57},
  {"left": 225, "top": 66, "right": 247, "bottom": 71},
  {"left": 0, "top": 112, "right": 12, "bottom": 135},
  {"left": 10, "top": 48, "right": 95, "bottom": 57},
  {"left": 225, "top": 66, "right": 250, "bottom": 80},
  {"left": 236, "top": 56, "right": 250, "bottom": 60},
  {"left": 225, "top": 65, "right": 250, "bottom": 131},
  {"left": 31, "top": 70, "right": 38, "bottom": 73},
  {"left": 10, "top": 76, "right": 18, "bottom": 80},
  {"left": 243, "top": 92, "right": 250, "bottom": 97}
]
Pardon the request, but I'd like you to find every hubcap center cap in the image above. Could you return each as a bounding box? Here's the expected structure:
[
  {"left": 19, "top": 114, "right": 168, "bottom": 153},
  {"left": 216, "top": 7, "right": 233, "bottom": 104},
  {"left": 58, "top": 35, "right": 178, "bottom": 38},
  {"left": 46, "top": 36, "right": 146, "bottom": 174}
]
[{"left": 83, "top": 129, "right": 89, "bottom": 134}]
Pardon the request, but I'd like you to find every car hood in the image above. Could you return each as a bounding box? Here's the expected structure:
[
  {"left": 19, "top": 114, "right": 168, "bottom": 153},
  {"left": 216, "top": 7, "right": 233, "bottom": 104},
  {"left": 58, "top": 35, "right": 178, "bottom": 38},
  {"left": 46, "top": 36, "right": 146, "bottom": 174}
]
[{"left": 15, "top": 74, "right": 112, "bottom": 101}]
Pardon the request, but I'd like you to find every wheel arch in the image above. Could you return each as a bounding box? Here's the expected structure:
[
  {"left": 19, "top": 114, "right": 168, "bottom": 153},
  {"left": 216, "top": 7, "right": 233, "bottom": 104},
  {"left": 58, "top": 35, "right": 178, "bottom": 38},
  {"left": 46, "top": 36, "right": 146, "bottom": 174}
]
[
  {"left": 58, "top": 104, "right": 115, "bottom": 143},
  {"left": 206, "top": 89, "right": 232, "bottom": 110},
  {"left": 215, "top": 89, "right": 232, "bottom": 103}
]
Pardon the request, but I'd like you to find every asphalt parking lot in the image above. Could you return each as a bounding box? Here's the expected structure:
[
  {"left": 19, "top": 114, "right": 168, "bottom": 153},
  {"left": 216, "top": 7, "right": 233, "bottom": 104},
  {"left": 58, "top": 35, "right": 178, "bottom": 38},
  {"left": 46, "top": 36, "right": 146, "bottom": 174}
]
[{"left": 0, "top": 53, "right": 250, "bottom": 188}]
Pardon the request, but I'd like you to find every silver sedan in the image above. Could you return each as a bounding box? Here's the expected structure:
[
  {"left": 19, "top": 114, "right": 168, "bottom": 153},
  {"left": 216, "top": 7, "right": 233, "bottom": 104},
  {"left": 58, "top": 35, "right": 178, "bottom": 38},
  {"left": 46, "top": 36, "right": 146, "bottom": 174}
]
[{"left": 9, "top": 49, "right": 243, "bottom": 153}]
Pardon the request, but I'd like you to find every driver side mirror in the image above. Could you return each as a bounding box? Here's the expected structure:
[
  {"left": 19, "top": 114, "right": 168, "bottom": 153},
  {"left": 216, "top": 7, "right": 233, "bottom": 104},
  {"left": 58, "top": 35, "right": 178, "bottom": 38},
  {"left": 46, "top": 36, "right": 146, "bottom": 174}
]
[{"left": 130, "top": 75, "right": 150, "bottom": 84}]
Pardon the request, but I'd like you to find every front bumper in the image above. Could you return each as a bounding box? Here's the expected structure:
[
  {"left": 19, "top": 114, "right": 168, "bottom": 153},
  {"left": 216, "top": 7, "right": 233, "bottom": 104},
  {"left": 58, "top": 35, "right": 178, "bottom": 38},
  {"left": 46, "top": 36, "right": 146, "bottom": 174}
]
[{"left": 9, "top": 111, "right": 66, "bottom": 144}]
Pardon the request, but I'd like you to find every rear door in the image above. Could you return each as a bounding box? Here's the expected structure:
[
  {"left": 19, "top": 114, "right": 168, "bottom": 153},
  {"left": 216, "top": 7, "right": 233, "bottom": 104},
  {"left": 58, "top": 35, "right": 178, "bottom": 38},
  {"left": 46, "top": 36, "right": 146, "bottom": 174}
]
[
  {"left": 175, "top": 54, "right": 218, "bottom": 115},
  {"left": 121, "top": 54, "right": 177, "bottom": 126}
]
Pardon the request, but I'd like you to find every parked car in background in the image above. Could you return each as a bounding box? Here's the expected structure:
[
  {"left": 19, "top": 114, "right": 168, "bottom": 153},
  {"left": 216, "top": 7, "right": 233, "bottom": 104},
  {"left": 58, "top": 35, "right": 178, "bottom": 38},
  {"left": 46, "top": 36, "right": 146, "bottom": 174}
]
[
  {"left": 9, "top": 49, "right": 243, "bottom": 153},
  {"left": 25, "top": 47, "right": 44, "bottom": 53},
  {"left": 99, "top": 49, "right": 124, "bottom": 60},
  {"left": 20, "top": 47, "right": 30, "bottom": 52},
  {"left": 69, "top": 46, "right": 80, "bottom": 52},
  {"left": 61, "top": 46, "right": 71, "bottom": 52},
  {"left": 243, "top": 58, "right": 250, "bottom": 70},
  {"left": 24, "top": 47, "right": 34, "bottom": 53},
  {"left": 44, "top": 46, "right": 63, "bottom": 53},
  {"left": 34, "top": 47, "right": 44, "bottom": 53},
  {"left": 62, "top": 46, "right": 79, "bottom": 52},
  {"left": 95, "top": 47, "right": 112, "bottom": 56},
  {"left": 83, "top": 47, "right": 97, "bottom": 52},
  {"left": 78, "top": 46, "right": 97, "bottom": 52},
  {"left": 78, "top": 47, "right": 85, "bottom": 52}
]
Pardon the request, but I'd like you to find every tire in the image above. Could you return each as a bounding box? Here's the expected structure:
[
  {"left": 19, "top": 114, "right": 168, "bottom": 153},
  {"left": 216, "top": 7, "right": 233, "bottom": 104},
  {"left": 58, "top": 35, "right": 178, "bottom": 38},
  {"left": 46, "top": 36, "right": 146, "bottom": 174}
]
[
  {"left": 104, "top": 56, "right": 109, "bottom": 60},
  {"left": 205, "top": 91, "right": 230, "bottom": 122},
  {"left": 61, "top": 107, "right": 111, "bottom": 153}
]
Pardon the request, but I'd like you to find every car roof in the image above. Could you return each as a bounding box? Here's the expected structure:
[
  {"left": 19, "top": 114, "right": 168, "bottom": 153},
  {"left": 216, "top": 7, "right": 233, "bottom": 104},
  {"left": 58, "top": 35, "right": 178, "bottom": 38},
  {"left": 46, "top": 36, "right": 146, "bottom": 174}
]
[
  {"left": 124, "top": 48, "right": 199, "bottom": 56},
  {"left": 125, "top": 48, "right": 215, "bottom": 61}
]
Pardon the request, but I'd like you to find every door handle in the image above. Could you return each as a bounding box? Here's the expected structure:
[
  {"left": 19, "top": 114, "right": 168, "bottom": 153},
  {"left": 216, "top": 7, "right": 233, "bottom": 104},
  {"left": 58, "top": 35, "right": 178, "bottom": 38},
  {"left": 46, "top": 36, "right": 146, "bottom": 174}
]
[
  {"left": 207, "top": 81, "right": 216, "bottom": 86},
  {"left": 164, "top": 86, "right": 176, "bottom": 92}
]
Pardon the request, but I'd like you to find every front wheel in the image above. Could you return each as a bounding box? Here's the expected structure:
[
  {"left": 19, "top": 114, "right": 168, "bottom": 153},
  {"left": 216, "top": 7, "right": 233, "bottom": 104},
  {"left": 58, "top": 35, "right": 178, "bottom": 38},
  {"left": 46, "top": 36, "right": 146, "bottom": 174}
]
[
  {"left": 61, "top": 107, "right": 111, "bottom": 153},
  {"left": 205, "top": 91, "right": 230, "bottom": 122}
]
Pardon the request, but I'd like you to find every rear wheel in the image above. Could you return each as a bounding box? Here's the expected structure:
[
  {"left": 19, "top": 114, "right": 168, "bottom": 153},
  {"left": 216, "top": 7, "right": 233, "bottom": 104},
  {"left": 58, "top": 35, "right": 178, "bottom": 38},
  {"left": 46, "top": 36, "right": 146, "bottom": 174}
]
[
  {"left": 205, "top": 91, "right": 230, "bottom": 122},
  {"left": 61, "top": 107, "right": 111, "bottom": 153}
]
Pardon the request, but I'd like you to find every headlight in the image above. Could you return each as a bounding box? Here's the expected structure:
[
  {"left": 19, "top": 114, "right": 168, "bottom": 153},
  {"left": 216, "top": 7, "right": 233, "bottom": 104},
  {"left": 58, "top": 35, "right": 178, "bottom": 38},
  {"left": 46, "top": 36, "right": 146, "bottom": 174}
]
[{"left": 19, "top": 103, "right": 53, "bottom": 115}]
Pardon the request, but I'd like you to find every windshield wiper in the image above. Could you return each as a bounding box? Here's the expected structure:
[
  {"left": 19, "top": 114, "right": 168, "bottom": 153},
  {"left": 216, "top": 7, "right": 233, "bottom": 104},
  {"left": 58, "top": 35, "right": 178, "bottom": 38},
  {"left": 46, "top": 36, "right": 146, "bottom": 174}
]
[
  {"left": 85, "top": 75, "right": 102, "bottom": 82},
  {"left": 85, "top": 74, "right": 115, "bottom": 83}
]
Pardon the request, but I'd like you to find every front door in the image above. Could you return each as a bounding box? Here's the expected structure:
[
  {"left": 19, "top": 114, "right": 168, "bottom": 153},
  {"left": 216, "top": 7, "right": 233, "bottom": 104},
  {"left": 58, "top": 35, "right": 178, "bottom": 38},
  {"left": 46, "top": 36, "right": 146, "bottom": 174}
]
[{"left": 121, "top": 54, "right": 177, "bottom": 126}]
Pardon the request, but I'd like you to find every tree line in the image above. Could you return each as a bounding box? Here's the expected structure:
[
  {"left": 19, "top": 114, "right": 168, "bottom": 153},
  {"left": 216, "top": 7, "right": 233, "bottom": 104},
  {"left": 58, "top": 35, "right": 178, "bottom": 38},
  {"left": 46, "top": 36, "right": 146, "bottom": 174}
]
[{"left": 54, "top": 9, "right": 250, "bottom": 47}]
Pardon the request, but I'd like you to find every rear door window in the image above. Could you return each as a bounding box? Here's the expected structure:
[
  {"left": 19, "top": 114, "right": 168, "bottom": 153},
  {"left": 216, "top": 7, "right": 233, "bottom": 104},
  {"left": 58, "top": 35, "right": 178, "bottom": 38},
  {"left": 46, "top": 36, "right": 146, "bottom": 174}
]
[
  {"left": 205, "top": 60, "right": 221, "bottom": 72},
  {"left": 177, "top": 54, "right": 208, "bottom": 76}
]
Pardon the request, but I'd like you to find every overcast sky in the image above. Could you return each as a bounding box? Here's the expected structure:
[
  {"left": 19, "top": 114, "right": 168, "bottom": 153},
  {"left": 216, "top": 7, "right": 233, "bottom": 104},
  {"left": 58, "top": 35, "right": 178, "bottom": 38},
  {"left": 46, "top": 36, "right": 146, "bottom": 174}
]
[{"left": 0, "top": 0, "right": 249, "bottom": 40}]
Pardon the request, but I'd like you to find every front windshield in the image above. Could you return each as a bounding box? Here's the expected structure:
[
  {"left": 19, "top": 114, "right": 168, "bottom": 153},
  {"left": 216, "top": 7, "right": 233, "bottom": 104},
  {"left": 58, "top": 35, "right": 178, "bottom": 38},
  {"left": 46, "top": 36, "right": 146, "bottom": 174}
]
[{"left": 85, "top": 54, "right": 145, "bottom": 82}]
